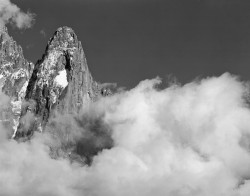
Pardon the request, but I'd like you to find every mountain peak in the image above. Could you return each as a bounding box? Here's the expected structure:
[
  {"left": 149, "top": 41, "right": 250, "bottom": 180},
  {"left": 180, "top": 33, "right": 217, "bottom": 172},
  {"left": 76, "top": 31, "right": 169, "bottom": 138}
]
[
  {"left": 47, "top": 26, "right": 79, "bottom": 51},
  {"left": 56, "top": 26, "right": 75, "bottom": 33},
  {"left": 0, "top": 26, "right": 104, "bottom": 139},
  {"left": 0, "top": 26, "right": 34, "bottom": 137},
  {"left": 0, "top": 26, "right": 11, "bottom": 44},
  {"left": 16, "top": 25, "right": 102, "bottom": 136}
]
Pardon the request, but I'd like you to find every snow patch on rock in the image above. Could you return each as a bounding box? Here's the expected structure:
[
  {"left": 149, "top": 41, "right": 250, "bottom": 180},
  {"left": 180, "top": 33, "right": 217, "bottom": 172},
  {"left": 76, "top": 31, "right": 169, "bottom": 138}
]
[{"left": 54, "top": 69, "right": 68, "bottom": 88}]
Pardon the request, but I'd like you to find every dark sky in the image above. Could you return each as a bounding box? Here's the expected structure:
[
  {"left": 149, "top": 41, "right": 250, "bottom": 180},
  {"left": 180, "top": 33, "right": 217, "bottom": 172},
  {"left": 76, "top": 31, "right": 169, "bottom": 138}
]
[{"left": 9, "top": 0, "right": 250, "bottom": 88}]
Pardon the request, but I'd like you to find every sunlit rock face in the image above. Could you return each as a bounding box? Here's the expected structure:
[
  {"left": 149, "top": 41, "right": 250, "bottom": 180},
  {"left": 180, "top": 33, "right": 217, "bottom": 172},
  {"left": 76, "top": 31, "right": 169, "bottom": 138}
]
[
  {"left": 17, "top": 26, "right": 102, "bottom": 136},
  {"left": 0, "top": 26, "right": 34, "bottom": 136}
]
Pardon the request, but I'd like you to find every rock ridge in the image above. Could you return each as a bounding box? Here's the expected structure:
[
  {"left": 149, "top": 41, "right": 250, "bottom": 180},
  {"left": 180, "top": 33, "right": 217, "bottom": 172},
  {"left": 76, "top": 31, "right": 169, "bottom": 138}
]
[
  {"left": 0, "top": 26, "right": 110, "bottom": 138},
  {"left": 0, "top": 26, "right": 34, "bottom": 137}
]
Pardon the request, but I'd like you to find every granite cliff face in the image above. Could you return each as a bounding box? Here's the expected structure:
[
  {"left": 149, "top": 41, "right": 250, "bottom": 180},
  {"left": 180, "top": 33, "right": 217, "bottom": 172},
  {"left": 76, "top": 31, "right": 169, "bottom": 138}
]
[
  {"left": 20, "top": 27, "right": 101, "bottom": 135},
  {"left": 0, "top": 26, "right": 110, "bottom": 138},
  {"left": 0, "top": 26, "right": 34, "bottom": 137}
]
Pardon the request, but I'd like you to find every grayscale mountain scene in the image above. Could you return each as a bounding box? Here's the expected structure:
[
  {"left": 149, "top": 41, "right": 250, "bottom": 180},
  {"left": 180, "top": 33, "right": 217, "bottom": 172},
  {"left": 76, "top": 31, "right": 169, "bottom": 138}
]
[{"left": 1, "top": 0, "right": 250, "bottom": 195}]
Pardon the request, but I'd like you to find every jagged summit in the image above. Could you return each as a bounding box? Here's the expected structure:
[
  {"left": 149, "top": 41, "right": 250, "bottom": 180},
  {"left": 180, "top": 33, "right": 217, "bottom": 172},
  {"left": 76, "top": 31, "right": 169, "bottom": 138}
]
[
  {"left": 46, "top": 26, "right": 79, "bottom": 52},
  {"left": 54, "top": 26, "right": 76, "bottom": 37},
  {"left": 0, "top": 26, "right": 109, "bottom": 138},
  {"left": 0, "top": 26, "right": 34, "bottom": 136},
  {"left": 55, "top": 26, "right": 76, "bottom": 35},
  {"left": 16, "top": 26, "right": 102, "bottom": 136}
]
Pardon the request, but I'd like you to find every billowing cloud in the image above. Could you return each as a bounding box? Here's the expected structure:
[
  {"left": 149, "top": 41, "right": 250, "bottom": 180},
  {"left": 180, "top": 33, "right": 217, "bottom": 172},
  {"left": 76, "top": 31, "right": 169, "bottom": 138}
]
[
  {"left": 0, "top": 0, "right": 35, "bottom": 29},
  {"left": 1, "top": 73, "right": 250, "bottom": 195}
]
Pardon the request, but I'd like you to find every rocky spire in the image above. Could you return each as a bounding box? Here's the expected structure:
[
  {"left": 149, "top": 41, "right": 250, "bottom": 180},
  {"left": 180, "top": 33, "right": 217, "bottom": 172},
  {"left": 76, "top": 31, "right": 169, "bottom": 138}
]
[
  {"left": 0, "top": 26, "right": 34, "bottom": 136},
  {"left": 0, "top": 26, "right": 112, "bottom": 139},
  {"left": 16, "top": 26, "right": 101, "bottom": 136}
]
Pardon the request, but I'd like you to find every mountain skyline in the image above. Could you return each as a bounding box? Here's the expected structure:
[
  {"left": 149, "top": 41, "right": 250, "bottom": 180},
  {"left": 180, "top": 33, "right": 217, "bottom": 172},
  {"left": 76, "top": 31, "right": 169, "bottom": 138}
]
[
  {"left": 1, "top": 1, "right": 250, "bottom": 196},
  {"left": 9, "top": 0, "right": 250, "bottom": 88},
  {"left": 0, "top": 24, "right": 113, "bottom": 141}
]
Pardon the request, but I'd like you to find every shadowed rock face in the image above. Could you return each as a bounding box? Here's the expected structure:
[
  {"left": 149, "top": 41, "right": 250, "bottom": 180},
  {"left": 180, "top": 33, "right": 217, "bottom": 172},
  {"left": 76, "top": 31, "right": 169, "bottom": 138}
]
[{"left": 0, "top": 26, "right": 34, "bottom": 136}]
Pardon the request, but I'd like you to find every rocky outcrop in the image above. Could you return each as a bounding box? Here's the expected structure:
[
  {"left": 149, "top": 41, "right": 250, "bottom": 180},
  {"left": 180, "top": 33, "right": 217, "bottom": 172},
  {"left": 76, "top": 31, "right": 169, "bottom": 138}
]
[
  {"left": 0, "top": 26, "right": 34, "bottom": 136},
  {"left": 16, "top": 27, "right": 103, "bottom": 136},
  {"left": 0, "top": 26, "right": 112, "bottom": 139}
]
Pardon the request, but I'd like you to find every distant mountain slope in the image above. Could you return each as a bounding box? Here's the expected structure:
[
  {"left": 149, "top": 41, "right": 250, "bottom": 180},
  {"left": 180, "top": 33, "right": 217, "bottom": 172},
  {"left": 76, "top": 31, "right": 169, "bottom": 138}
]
[{"left": 0, "top": 26, "right": 34, "bottom": 137}]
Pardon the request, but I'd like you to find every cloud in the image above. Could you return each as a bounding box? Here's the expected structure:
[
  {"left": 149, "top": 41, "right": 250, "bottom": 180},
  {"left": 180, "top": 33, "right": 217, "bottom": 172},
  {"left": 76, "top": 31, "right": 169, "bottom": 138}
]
[
  {"left": 0, "top": 0, "right": 35, "bottom": 29},
  {"left": 1, "top": 73, "right": 250, "bottom": 195}
]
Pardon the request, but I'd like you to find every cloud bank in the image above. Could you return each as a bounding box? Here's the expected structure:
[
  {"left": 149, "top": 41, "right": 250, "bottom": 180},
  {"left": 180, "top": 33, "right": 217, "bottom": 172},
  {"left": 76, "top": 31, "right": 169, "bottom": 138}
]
[
  {"left": 1, "top": 73, "right": 250, "bottom": 196},
  {"left": 0, "top": 0, "right": 35, "bottom": 29}
]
